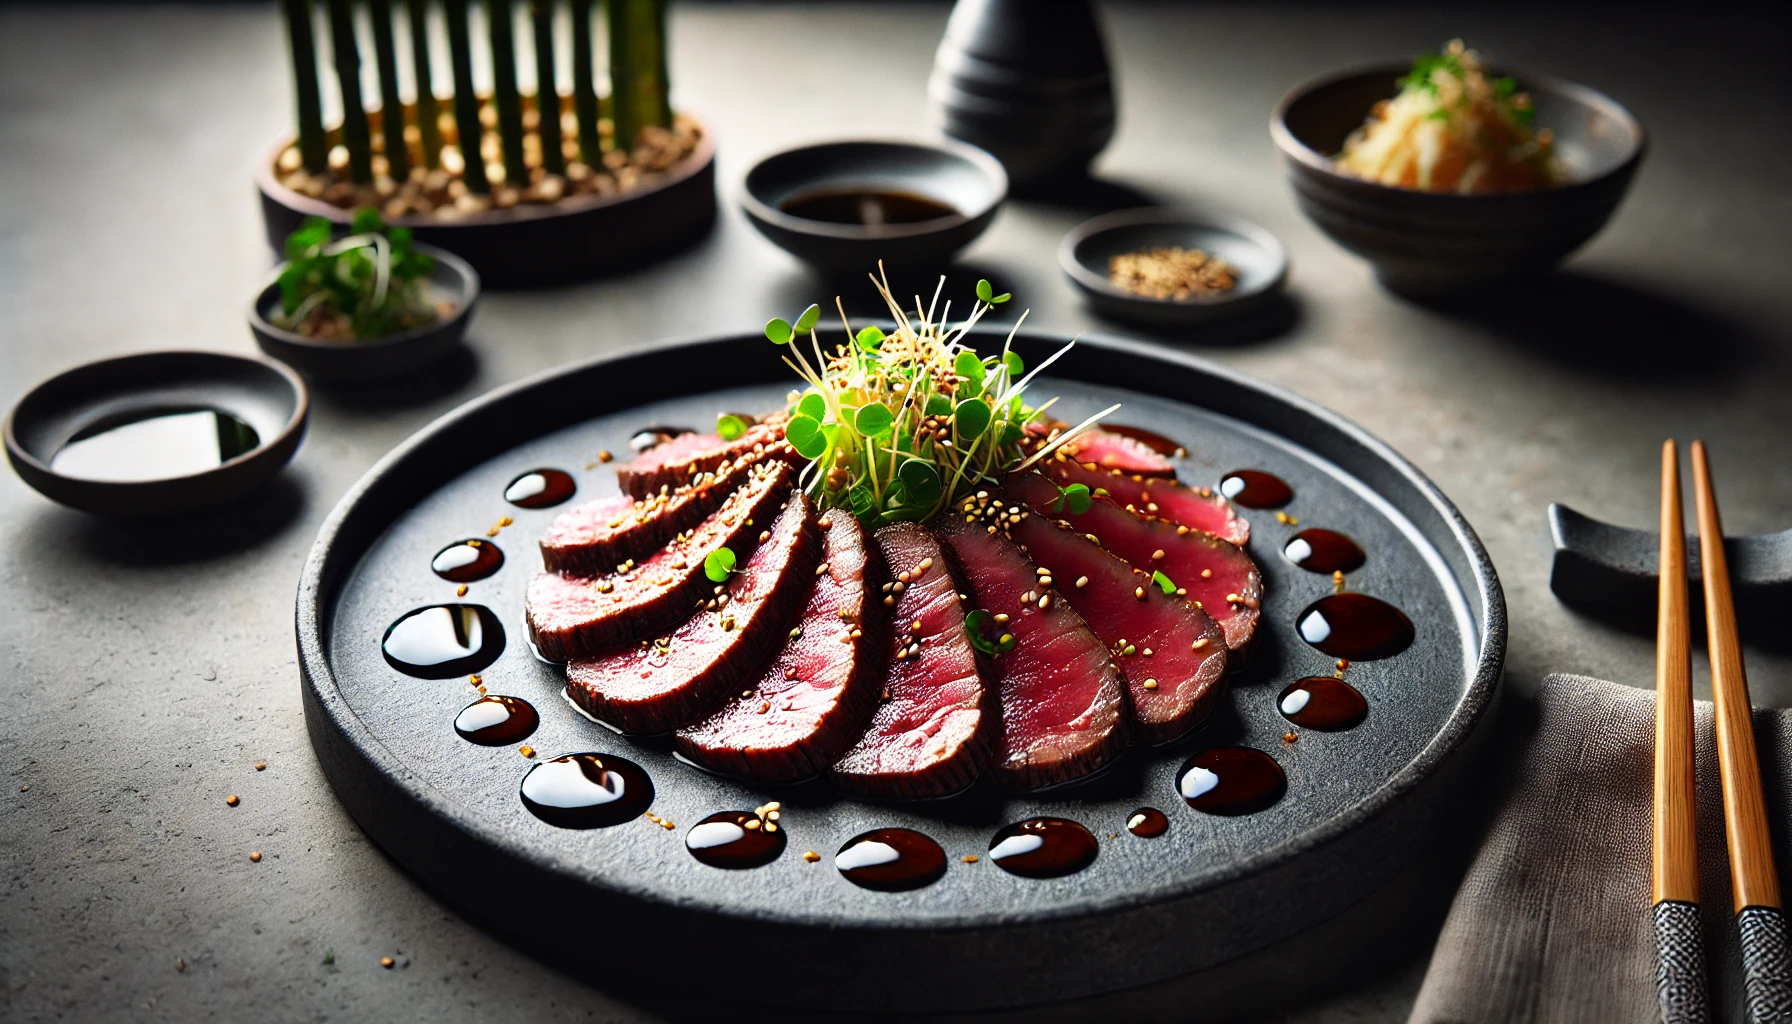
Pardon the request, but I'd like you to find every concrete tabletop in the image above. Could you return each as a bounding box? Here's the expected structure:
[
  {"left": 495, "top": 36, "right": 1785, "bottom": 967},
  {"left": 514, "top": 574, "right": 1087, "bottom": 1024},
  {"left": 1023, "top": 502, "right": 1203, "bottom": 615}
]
[{"left": 3, "top": 3, "right": 1788, "bottom": 1020}]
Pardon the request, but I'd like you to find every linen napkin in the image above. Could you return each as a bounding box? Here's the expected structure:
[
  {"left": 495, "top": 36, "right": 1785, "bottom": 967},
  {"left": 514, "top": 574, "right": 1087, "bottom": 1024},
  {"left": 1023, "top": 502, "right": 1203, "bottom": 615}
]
[{"left": 1410, "top": 673, "right": 1792, "bottom": 1024}]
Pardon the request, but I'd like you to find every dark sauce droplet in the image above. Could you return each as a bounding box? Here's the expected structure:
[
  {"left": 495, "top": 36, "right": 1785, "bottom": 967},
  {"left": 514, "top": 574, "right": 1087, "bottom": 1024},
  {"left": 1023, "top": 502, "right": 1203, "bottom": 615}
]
[
  {"left": 1099, "top": 424, "right": 1186, "bottom": 458},
  {"left": 50, "top": 406, "right": 261, "bottom": 482},
  {"left": 432, "top": 538, "right": 505, "bottom": 582},
  {"left": 1218, "top": 469, "right": 1292, "bottom": 509},
  {"left": 629, "top": 425, "right": 697, "bottom": 453},
  {"left": 779, "top": 190, "right": 960, "bottom": 227},
  {"left": 686, "top": 811, "right": 786, "bottom": 869},
  {"left": 519, "top": 752, "right": 654, "bottom": 829},
  {"left": 1179, "top": 747, "right": 1287, "bottom": 816},
  {"left": 1296, "top": 593, "right": 1415, "bottom": 661},
  {"left": 1278, "top": 677, "right": 1367, "bottom": 732},
  {"left": 382, "top": 604, "right": 506, "bottom": 678},
  {"left": 454, "top": 694, "right": 539, "bottom": 745},
  {"left": 504, "top": 468, "right": 576, "bottom": 509},
  {"left": 1282, "top": 529, "right": 1365, "bottom": 574},
  {"left": 987, "top": 818, "right": 1099, "bottom": 879},
  {"left": 835, "top": 828, "right": 947, "bottom": 892},
  {"left": 1125, "top": 807, "right": 1169, "bottom": 838}
]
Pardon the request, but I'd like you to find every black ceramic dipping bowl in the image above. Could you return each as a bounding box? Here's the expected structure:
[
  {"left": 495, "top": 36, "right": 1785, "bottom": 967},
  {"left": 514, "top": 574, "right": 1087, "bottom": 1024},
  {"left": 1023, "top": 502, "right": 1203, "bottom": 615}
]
[
  {"left": 1061, "top": 208, "right": 1289, "bottom": 328},
  {"left": 740, "top": 139, "right": 1007, "bottom": 277},
  {"left": 1272, "top": 65, "right": 1645, "bottom": 297},
  {"left": 5, "top": 351, "right": 308, "bottom": 517},
  {"left": 248, "top": 243, "right": 480, "bottom": 382}
]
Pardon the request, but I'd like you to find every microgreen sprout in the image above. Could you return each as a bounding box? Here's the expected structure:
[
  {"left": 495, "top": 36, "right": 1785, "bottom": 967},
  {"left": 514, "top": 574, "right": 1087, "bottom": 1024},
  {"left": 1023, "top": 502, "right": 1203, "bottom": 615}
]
[
  {"left": 764, "top": 265, "right": 1114, "bottom": 528},
  {"left": 1048, "top": 482, "right": 1093, "bottom": 516},
  {"left": 716, "top": 414, "right": 748, "bottom": 441},
  {"left": 275, "top": 208, "right": 438, "bottom": 341},
  {"left": 964, "top": 609, "right": 1017, "bottom": 655},
  {"left": 1152, "top": 569, "right": 1177, "bottom": 595},
  {"left": 703, "top": 547, "right": 737, "bottom": 583}
]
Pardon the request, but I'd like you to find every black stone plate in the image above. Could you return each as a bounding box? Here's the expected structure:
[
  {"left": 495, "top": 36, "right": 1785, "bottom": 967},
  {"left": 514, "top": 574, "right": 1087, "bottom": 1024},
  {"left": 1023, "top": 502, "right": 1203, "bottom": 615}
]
[{"left": 297, "top": 328, "right": 1503, "bottom": 1014}]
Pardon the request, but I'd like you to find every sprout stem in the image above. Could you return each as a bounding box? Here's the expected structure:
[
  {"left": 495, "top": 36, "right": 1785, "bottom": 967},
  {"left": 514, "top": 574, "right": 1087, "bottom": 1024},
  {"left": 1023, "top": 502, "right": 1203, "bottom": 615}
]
[
  {"left": 281, "top": 0, "right": 329, "bottom": 173},
  {"left": 326, "top": 0, "right": 375, "bottom": 183},
  {"left": 442, "top": 0, "right": 488, "bottom": 192},
  {"left": 486, "top": 0, "right": 528, "bottom": 187}
]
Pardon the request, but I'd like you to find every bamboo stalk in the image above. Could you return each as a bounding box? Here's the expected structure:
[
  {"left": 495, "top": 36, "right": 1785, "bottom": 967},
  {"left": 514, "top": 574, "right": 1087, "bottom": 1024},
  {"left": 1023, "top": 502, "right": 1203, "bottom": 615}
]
[
  {"left": 326, "top": 0, "right": 375, "bottom": 183},
  {"left": 569, "top": 0, "right": 601, "bottom": 166},
  {"left": 406, "top": 0, "right": 444, "bottom": 169},
  {"left": 370, "top": 0, "right": 411, "bottom": 181},
  {"left": 443, "top": 0, "right": 489, "bottom": 192},
  {"left": 486, "top": 0, "right": 529, "bottom": 187},
  {"left": 281, "top": 0, "right": 329, "bottom": 173},
  {"left": 530, "top": 0, "right": 565, "bottom": 176},
  {"left": 607, "top": 0, "right": 670, "bottom": 153}
]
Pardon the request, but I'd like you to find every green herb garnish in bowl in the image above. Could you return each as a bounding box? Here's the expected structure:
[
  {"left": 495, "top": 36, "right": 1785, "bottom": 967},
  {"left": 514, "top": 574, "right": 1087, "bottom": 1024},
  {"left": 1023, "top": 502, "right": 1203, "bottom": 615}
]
[{"left": 275, "top": 208, "right": 442, "bottom": 343}]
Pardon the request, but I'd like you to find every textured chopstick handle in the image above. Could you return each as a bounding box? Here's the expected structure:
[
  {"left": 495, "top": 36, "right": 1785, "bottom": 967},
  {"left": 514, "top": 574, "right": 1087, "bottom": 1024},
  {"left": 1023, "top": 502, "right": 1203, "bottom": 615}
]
[
  {"left": 1739, "top": 906, "right": 1792, "bottom": 1023},
  {"left": 1656, "top": 900, "right": 1712, "bottom": 1023}
]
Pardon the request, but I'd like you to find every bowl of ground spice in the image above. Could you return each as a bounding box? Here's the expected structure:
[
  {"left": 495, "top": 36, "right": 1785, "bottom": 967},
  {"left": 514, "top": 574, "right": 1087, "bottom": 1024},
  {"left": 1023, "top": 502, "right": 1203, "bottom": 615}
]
[{"left": 1060, "top": 207, "right": 1287, "bottom": 327}]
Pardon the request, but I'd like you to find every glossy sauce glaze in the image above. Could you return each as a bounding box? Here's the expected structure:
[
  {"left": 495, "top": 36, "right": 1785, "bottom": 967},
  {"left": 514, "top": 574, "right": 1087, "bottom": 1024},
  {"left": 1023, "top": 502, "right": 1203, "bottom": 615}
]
[
  {"left": 1278, "top": 677, "right": 1368, "bottom": 732},
  {"left": 1099, "top": 424, "right": 1186, "bottom": 458},
  {"left": 1296, "top": 593, "right": 1415, "bottom": 661},
  {"left": 453, "top": 694, "right": 539, "bottom": 745},
  {"left": 1125, "top": 807, "right": 1170, "bottom": 838},
  {"left": 780, "top": 190, "right": 960, "bottom": 227},
  {"left": 504, "top": 468, "right": 577, "bottom": 509},
  {"left": 685, "top": 809, "right": 786, "bottom": 869},
  {"left": 519, "top": 752, "right": 654, "bottom": 829},
  {"left": 834, "top": 828, "right": 947, "bottom": 892},
  {"left": 381, "top": 603, "right": 506, "bottom": 678},
  {"left": 50, "top": 407, "right": 260, "bottom": 482},
  {"left": 431, "top": 538, "right": 505, "bottom": 582},
  {"left": 1218, "top": 469, "right": 1293, "bottom": 509},
  {"left": 630, "top": 425, "right": 697, "bottom": 453},
  {"left": 1178, "top": 747, "right": 1288, "bottom": 816},
  {"left": 1282, "top": 529, "right": 1365, "bottom": 574},
  {"left": 987, "top": 818, "right": 1099, "bottom": 879}
]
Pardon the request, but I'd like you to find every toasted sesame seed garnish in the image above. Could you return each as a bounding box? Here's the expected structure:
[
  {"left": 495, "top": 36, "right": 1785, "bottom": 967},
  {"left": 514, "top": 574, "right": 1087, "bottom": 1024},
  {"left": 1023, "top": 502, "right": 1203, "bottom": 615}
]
[
  {"left": 1135, "top": 586, "right": 1146, "bottom": 600},
  {"left": 519, "top": 745, "right": 535, "bottom": 758},
  {"left": 1143, "top": 678, "right": 1158, "bottom": 690},
  {"left": 789, "top": 627, "right": 803, "bottom": 639},
  {"left": 598, "top": 450, "right": 613, "bottom": 463},
  {"left": 1038, "top": 594, "right": 1052, "bottom": 609},
  {"left": 1176, "top": 525, "right": 1189, "bottom": 536},
  {"left": 818, "top": 515, "right": 832, "bottom": 528},
  {"left": 1142, "top": 648, "right": 1153, "bottom": 656},
  {"left": 498, "top": 516, "right": 513, "bottom": 527},
  {"left": 249, "top": 851, "right": 262, "bottom": 863},
  {"left": 1336, "top": 659, "right": 1349, "bottom": 670},
  {"left": 1192, "top": 637, "right": 1209, "bottom": 649},
  {"left": 993, "top": 613, "right": 1010, "bottom": 624},
  {"left": 254, "top": 762, "right": 266, "bottom": 771},
  {"left": 815, "top": 562, "right": 830, "bottom": 576},
  {"left": 1200, "top": 568, "right": 1212, "bottom": 578},
  {"left": 1151, "top": 549, "right": 1165, "bottom": 560},
  {"left": 1284, "top": 731, "right": 1298, "bottom": 744},
  {"left": 962, "top": 855, "right": 980, "bottom": 863},
  {"left": 849, "top": 628, "right": 861, "bottom": 638},
  {"left": 918, "top": 557, "right": 934, "bottom": 571},
  {"left": 1075, "top": 576, "right": 1088, "bottom": 588},
  {"left": 759, "top": 531, "right": 771, "bottom": 543},
  {"left": 803, "top": 850, "right": 821, "bottom": 862},
  {"left": 883, "top": 595, "right": 895, "bottom": 606},
  {"left": 1039, "top": 576, "right": 1053, "bottom": 588}
]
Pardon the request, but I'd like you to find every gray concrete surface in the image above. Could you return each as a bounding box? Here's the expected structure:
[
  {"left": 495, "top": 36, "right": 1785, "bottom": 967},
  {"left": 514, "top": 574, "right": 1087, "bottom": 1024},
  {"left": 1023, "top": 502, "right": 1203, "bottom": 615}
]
[{"left": 2, "top": 3, "right": 1788, "bottom": 1021}]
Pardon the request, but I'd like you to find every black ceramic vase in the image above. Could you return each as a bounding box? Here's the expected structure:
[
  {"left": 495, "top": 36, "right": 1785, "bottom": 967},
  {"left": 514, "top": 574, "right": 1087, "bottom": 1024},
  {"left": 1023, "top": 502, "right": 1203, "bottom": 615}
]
[{"left": 927, "top": 0, "right": 1115, "bottom": 193}]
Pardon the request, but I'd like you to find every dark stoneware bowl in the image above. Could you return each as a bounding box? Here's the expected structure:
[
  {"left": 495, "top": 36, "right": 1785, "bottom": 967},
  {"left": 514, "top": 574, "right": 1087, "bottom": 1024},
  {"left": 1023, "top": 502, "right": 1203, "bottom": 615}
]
[
  {"left": 248, "top": 243, "right": 479, "bottom": 382},
  {"left": 1272, "top": 65, "right": 1645, "bottom": 297},
  {"left": 740, "top": 139, "right": 1007, "bottom": 278},
  {"left": 296, "top": 327, "right": 1503, "bottom": 1013},
  {"left": 5, "top": 351, "right": 308, "bottom": 517},
  {"left": 256, "top": 123, "right": 716, "bottom": 289},
  {"left": 1061, "top": 207, "right": 1289, "bottom": 327}
]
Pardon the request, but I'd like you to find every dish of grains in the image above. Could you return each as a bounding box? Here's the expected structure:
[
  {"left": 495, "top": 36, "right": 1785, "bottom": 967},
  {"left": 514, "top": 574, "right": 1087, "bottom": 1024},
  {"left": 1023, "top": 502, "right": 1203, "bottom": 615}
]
[{"left": 1108, "top": 246, "right": 1239, "bottom": 302}]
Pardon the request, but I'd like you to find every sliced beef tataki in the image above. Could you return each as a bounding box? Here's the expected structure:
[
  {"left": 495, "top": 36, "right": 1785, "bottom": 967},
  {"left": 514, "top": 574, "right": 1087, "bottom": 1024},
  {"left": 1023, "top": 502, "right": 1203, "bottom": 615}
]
[
  {"left": 676, "top": 512, "right": 884, "bottom": 782},
  {"left": 1060, "top": 428, "right": 1176, "bottom": 478},
  {"left": 526, "top": 461, "right": 794, "bottom": 661},
  {"left": 616, "top": 421, "right": 792, "bottom": 500},
  {"left": 1010, "top": 472, "right": 1262, "bottom": 659},
  {"left": 540, "top": 456, "right": 762, "bottom": 576},
  {"left": 832, "top": 522, "right": 996, "bottom": 800},
  {"left": 934, "top": 504, "right": 1127, "bottom": 791},
  {"left": 1010, "top": 507, "right": 1228, "bottom": 744},
  {"left": 1047, "top": 457, "right": 1249, "bottom": 547},
  {"left": 565, "top": 491, "right": 819, "bottom": 733}
]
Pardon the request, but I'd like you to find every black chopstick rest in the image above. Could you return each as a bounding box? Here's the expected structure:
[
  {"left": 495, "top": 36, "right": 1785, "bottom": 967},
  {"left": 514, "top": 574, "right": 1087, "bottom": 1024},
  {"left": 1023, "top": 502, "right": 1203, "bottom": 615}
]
[{"left": 1738, "top": 905, "right": 1791, "bottom": 1023}]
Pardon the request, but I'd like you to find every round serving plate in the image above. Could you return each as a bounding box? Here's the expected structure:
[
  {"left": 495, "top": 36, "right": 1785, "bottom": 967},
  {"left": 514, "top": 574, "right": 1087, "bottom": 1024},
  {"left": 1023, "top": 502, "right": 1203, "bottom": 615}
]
[{"left": 297, "top": 328, "right": 1503, "bottom": 1013}]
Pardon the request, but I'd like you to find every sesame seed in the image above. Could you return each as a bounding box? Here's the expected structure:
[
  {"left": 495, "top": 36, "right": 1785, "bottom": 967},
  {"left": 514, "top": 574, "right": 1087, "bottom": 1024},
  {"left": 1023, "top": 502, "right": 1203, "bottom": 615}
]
[
  {"left": 249, "top": 851, "right": 262, "bottom": 863},
  {"left": 962, "top": 855, "right": 980, "bottom": 864},
  {"left": 226, "top": 794, "right": 240, "bottom": 807},
  {"left": 1075, "top": 576, "right": 1088, "bottom": 588},
  {"left": 1135, "top": 587, "right": 1146, "bottom": 600},
  {"left": 994, "top": 613, "right": 1010, "bottom": 624},
  {"left": 818, "top": 515, "right": 832, "bottom": 528},
  {"left": 381, "top": 956, "right": 396, "bottom": 969},
  {"left": 1038, "top": 594, "right": 1052, "bottom": 609},
  {"left": 815, "top": 562, "right": 830, "bottom": 576},
  {"left": 456, "top": 584, "right": 468, "bottom": 597},
  {"left": 255, "top": 762, "right": 267, "bottom": 771},
  {"left": 598, "top": 450, "right": 613, "bottom": 463},
  {"left": 1192, "top": 638, "right": 1209, "bottom": 649},
  {"left": 1151, "top": 549, "right": 1165, "bottom": 560},
  {"left": 1176, "top": 525, "right": 1189, "bottom": 535},
  {"left": 1143, "top": 648, "right": 1153, "bottom": 656},
  {"left": 1143, "top": 679, "right": 1158, "bottom": 690},
  {"left": 803, "top": 850, "right": 821, "bottom": 862},
  {"left": 519, "top": 745, "right": 535, "bottom": 758}
]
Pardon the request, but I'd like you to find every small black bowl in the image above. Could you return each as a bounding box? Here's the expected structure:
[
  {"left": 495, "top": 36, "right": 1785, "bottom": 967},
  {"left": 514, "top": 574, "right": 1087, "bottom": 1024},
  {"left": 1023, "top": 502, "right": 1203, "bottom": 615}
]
[
  {"left": 1272, "top": 64, "right": 1645, "bottom": 297},
  {"left": 248, "top": 243, "right": 479, "bottom": 382},
  {"left": 740, "top": 139, "right": 1007, "bottom": 277},
  {"left": 5, "top": 351, "right": 309, "bottom": 517},
  {"left": 1060, "top": 208, "right": 1289, "bottom": 327}
]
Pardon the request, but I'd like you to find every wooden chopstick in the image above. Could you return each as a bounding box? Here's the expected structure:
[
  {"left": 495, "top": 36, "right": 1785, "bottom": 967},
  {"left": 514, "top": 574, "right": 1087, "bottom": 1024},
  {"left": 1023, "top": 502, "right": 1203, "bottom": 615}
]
[
  {"left": 1691, "top": 440, "right": 1792, "bottom": 1022},
  {"left": 1653, "top": 439, "right": 1710, "bottom": 1023}
]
